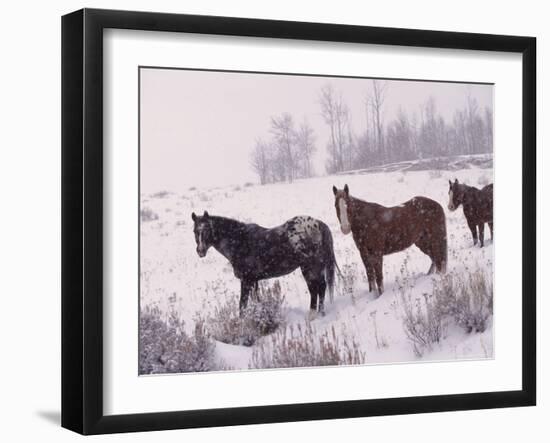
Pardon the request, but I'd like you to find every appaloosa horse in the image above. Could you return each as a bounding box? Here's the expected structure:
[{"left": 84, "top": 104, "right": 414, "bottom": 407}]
[
  {"left": 333, "top": 184, "right": 447, "bottom": 296},
  {"left": 448, "top": 179, "right": 493, "bottom": 247},
  {"left": 192, "top": 211, "right": 338, "bottom": 316}
]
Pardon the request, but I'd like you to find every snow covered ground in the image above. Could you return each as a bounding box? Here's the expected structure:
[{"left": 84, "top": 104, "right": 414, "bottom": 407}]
[{"left": 140, "top": 156, "right": 494, "bottom": 371}]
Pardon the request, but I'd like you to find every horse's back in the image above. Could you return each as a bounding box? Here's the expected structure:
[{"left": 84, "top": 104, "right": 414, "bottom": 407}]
[{"left": 404, "top": 196, "right": 445, "bottom": 219}]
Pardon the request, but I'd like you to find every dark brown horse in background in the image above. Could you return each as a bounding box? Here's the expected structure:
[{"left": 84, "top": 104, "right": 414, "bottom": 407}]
[
  {"left": 448, "top": 179, "right": 493, "bottom": 247},
  {"left": 333, "top": 184, "right": 447, "bottom": 296}
]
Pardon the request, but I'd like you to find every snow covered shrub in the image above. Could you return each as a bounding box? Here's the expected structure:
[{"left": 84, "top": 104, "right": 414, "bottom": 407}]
[
  {"left": 342, "top": 261, "right": 359, "bottom": 301},
  {"left": 250, "top": 322, "right": 366, "bottom": 369},
  {"left": 140, "top": 207, "right": 158, "bottom": 222},
  {"left": 434, "top": 268, "right": 493, "bottom": 333},
  {"left": 139, "top": 306, "right": 218, "bottom": 374},
  {"left": 207, "top": 282, "right": 286, "bottom": 346},
  {"left": 400, "top": 267, "right": 493, "bottom": 357},
  {"left": 400, "top": 291, "right": 444, "bottom": 357},
  {"left": 151, "top": 190, "right": 171, "bottom": 198}
]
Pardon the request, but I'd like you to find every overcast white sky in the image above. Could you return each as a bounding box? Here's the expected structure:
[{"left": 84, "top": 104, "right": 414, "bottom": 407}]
[{"left": 140, "top": 68, "right": 493, "bottom": 193}]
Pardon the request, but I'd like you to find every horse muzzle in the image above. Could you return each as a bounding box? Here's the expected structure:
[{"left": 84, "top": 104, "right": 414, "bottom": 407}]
[
  {"left": 196, "top": 247, "right": 207, "bottom": 258},
  {"left": 340, "top": 224, "right": 352, "bottom": 235},
  {"left": 447, "top": 204, "right": 456, "bottom": 212}
]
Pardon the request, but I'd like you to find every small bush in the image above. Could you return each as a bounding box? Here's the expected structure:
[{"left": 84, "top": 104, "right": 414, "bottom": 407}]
[
  {"left": 140, "top": 207, "right": 159, "bottom": 222},
  {"left": 151, "top": 190, "right": 170, "bottom": 199},
  {"left": 244, "top": 182, "right": 254, "bottom": 188},
  {"left": 250, "top": 322, "right": 366, "bottom": 369},
  {"left": 400, "top": 292, "right": 444, "bottom": 357},
  {"left": 207, "top": 282, "right": 285, "bottom": 346},
  {"left": 400, "top": 267, "right": 493, "bottom": 357},
  {"left": 139, "top": 306, "right": 219, "bottom": 374},
  {"left": 342, "top": 261, "right": 359, "bottom": 303},
  {"left": 435, "top": 269, "right": 493, "bottom": 333}
]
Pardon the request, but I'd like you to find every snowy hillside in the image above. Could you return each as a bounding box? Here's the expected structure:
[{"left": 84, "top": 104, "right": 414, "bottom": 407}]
[{"left": 140, "top": 158, "right": 494, "bottom": 372}]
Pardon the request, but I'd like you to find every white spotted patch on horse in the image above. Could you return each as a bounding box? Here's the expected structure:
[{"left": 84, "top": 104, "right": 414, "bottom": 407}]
[{"left": 287, "top": 216, "right": 322, "bottom": 256}]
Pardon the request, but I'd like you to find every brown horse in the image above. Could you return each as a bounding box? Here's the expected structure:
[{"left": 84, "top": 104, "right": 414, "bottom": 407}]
[
  {"left": 448, "top": 179, "right": 493, "bottom": 247},
  {"left": 333, "top": 184, "right": 447, "bottom": 295}
]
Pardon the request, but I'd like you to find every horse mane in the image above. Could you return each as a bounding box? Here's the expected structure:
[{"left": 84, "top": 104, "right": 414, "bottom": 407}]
[
  {"left": 458, "top": 182, "right": 484, "bottom": 195},
  {"left": 209, "top": 215, "right": 249, "bottom": 233},
  {"left": 349, "top": 194, "right": 384, "bottom": 211}
]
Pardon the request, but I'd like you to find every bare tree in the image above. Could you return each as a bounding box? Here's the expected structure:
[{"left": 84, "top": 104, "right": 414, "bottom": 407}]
[
  {"left": 295, "top": 118, "right": 316, "bottom": 178},
  {"left": 250, "top": 138, "right": 271, "bottom": 185},
  {"left": 368, "top": 80, "right": 388, "bottom": 164},
  {"left": 270, "top": 113, "right": 297, "bottom": 183},
  {"left": 319, "top": 84, "right": 352, "bottom": 173}
]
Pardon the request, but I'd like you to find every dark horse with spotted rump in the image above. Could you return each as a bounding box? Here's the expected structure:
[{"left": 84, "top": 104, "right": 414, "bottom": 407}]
[
  {"left": 448, "top": 179, "right": 493, "bottom": 247},
  {"left": 333, "top": 184, "right": 447, "bottom": 296},
  {"left": 192, "top": 211, "right": 338, "bottom": 316}
]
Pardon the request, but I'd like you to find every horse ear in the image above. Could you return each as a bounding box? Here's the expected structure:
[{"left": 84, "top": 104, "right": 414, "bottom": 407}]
[
  {"left": 344, "top": 184, "right": 349, "bottom": 196},
  {"left": 448, "top": 179, "right": 452, "bottom": 186},
  {"left": 332, "top": 185, "right": 338, "bottom": 196},
  {"left": 203, "top": 210, "right": 209, "bottom": 218},
  {"left": 454, "top": 178, "right": 458, "bottom": 184},
  {"left": 191, "top": 212, "right": 197, "bottom": 221}
]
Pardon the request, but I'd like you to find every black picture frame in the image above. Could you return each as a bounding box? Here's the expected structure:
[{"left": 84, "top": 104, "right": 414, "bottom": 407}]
[{"left": 62, "top": 8, "right": 536, "bottom": 435}]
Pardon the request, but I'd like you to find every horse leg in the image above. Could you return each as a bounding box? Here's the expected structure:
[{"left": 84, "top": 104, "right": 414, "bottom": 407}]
[
  {"left": 317, "top": 277, "right": 327, "bottom": 316},
  {"left": 239, "top": 280, "right": 254, "bottom": 316},
  {"left": 301, "top": 268, "right": 319, "bottom": 314},
  {"left": 360, "top": 250, "right": 376, "bottom": 292},
  {"left": 478, "top": 223, "right": 485, "bottom": 247},
  {"left": 467, "top": 219, "right": 478, "bottom": 246},
  {"left": 415, "top": 234, "right": 435, "bottom": 275},
  {"left": 489, "top": 221, "right": 494, "bottom": 241},
  {"left": 372, "top": 255, "right": 384, "bottom": 296},
  {"left": 251, "top": 281, "right": 260, "bottom": 301}
]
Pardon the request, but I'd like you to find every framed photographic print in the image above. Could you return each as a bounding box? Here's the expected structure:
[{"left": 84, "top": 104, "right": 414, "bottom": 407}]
[{"left": 61, "top": 8, "right": 536, "bottom": 435}]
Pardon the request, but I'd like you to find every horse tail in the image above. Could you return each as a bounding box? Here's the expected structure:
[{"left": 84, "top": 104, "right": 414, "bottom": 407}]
[{"left": 320, "top": 222, "right": 338, "bottom": 303}]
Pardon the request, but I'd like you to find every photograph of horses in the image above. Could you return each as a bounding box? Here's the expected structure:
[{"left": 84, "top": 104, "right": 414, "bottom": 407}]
[{"left": 139, "top": 68, "right": 494, "bottom": 374}]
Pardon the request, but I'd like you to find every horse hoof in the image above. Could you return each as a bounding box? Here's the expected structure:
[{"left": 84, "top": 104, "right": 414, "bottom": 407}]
[{"left": 308, "top": 310, "right": 317, "bottom": 321}]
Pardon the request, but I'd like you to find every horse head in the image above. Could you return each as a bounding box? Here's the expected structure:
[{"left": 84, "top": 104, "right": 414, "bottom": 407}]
[
  {"left": 191, "top": 210, "right": 214, "bottom": 257},
  {"left": 332, "top": 184, "right": 352, "bottom": 235},
  {"left": 448, "top": 178, "right": 463, "bottom": 211}
]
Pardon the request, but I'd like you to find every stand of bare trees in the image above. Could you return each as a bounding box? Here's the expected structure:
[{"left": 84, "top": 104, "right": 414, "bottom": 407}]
[
  {"left": 251, "top": 80, "right": 493, "bottom": 183},
  {"left": 250, "top": 113, "right": 317, "bottom": 184},
  {"left": 326, "top": 80, "right": 493, "bottom": 173}
]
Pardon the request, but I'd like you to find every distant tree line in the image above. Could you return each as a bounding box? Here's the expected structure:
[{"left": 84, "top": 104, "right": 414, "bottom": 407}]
[{"left": 250, "top": 80, "right": 493, "bottom": 183}]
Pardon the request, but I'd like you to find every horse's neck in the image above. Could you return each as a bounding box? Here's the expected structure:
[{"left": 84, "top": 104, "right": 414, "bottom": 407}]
[
  {"left": 211, "top": 217, "right": 248, "bottom": 263},
  {"left": 349, "top": 197, "right": 376, "bottom": 226},
  {"left": 463, "top": 185, "right": 481, "bottom": 208}
]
